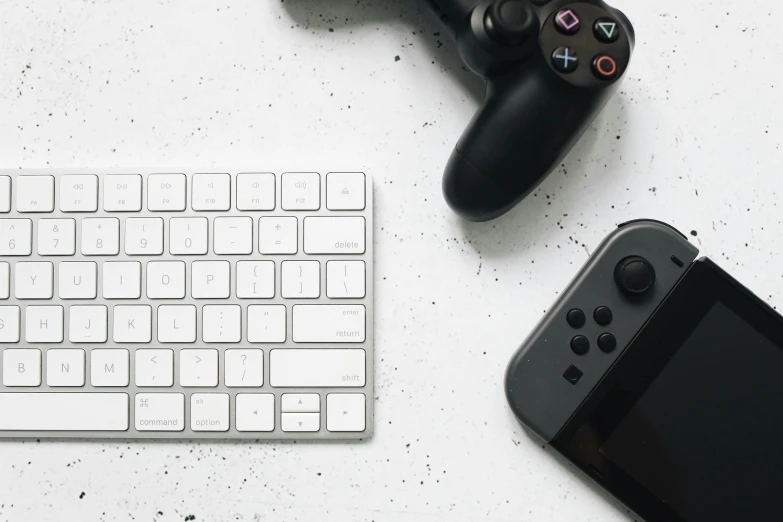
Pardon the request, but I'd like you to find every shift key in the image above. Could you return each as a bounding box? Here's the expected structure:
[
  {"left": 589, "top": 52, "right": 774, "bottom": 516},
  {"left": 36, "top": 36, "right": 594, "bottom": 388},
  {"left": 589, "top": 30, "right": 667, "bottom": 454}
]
[
  {"left": 293, "top": 305, "right": 365, "bottom": 343},
  {"left": 270, "top": 349, "right": 365, "bottom": 387}
]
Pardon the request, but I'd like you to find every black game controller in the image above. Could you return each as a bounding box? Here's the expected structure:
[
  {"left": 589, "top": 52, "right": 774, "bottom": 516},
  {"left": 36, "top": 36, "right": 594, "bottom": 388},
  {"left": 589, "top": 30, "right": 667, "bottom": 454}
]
[{"left": 426, "top": 0, "right": 635, "bottom": 221}]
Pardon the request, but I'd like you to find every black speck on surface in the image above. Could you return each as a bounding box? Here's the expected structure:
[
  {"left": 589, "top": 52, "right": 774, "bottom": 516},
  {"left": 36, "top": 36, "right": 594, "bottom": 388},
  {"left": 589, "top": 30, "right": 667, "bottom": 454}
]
[
  {"left": 185, "top": 516, "right": 196, "bottom": 521},
  {"left": 79, "top": 492, "right": 85, "bottom": 499},
  {"left": 394, "top": 55, "right": 401, "bottom": 62},
  {"left": 690, "top": 230, "right": 698, "bottom": 237}
]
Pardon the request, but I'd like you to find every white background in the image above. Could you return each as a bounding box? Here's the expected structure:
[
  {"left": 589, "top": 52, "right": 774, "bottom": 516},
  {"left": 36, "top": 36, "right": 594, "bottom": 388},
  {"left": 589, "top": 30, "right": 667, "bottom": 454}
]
[{"left": 1, "top": 0, "right": 782, "bottom": 520}]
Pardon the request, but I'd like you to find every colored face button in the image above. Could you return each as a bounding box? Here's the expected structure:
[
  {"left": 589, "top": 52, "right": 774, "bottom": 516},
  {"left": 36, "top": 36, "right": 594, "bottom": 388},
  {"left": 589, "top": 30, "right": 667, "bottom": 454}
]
[
  {"left": 555, "top": 9, "right": 580, "bottom": 35},
  {"left": 552, "top": 47, "right": 579, "bottom": 73},
  {"left": 592, "top": 54, "right": 618, "bottom": 80},
  {"left": 594, "top": 17, "right": 620, "bottom": 43}
]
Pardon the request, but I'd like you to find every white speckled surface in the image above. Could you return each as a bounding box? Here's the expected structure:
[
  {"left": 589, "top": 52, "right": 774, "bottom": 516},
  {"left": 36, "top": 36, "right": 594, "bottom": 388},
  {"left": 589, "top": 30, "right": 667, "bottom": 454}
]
[{"left": 1, "top": 0, "right": 782, "bottom": 520}]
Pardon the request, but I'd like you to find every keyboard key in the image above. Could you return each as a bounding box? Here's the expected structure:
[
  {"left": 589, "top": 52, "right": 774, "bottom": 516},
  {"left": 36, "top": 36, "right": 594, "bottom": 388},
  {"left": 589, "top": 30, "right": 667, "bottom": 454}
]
[
  {"left": 60, "top": 174, "right": 98, "bottom": 212},
  {"left": 0, "top": 263, "right": 8, "bottom": 299},
  {"left": 258, "top": 217, "right": 297, "bottom": 254},
  {"left": 282, "top": 172, "right": 320, "bottom": 210},
  {"left": 16, "top": 175, "right": 54, "bottom": 213},
  {"left": 270, "top": 349, "right": 365, "bottom": 387},
  {"left": 102, "top": 261, "right": 141, "bottom": 299},
  {"left": 0, "top": 176, "right": 10, "bottom": 212},
  {"left": 192, "top": 260, "right": 230, "bottom": 298},
  {"left": 157, "top": 305, "right": 197, "bottom": 343},
  {"left": 2, "top": 349, "right": 41, "bottom": 386},
  {"left": 90, "top": 349, "right": 130, "bottom": 387},
  {"left": 135, "top": 349, "right": 174, "bottom": 387},
  {"left": 46, "top": 349, "right": 86, "bottom": 387},
  {"left": 236, "top": 173, "right": 275, "bottom": 211},
  {"left": 25, "top": 305, "right": 64, "bottom": 343},
  {"left": 125, "top": 217, "right": 164, "bottom": 255},
  {"left": 236, "top": 261, "right": 275, "bottom": 299},
  {"left": 224, "top": 349, "right": 264, "bottom": 387},
  {"left": 235, "top": 394, "right": 274, "bottom": 432},
  {"left": 81, "top": 217, "right": 120, "bottom": 255},
  {"left": 14, "top": 261, "right": 53, "bottom": 299},
  {"left": 69, "top": 305, "right": 108, "bottom": 343},
  {"left": 214, "top": 216, "right": 252, "bottom": 254},
  {"left": 104, "top": 174, "right": 142, "bottom": 211},
  {"left": 281, "top": 261, "right": 320, "bottom": 299},
  {"left": 282, "top": 393, "right": 320, "bottom": 413},
  {"left": 135, "top": 393, "right": 184, "bottom": 431},
  {"left": 59, "top": 261, "right": 98, "bottom": 299},
  {"left": 326, "top": 172, "right": 366, "bottom": 210},
  {"left": 37, "top": 218, "right": 76, "bottom": 255},
  {"left": 247, "top": 305, "right": 286, "bottom": 343},
  {"left": 180, "top": 349, "right": 218, "bottom": 387},
  {"left": 0, "top": 306, "right": 20, "bottom": 342},
  {"left": 169, "top": 217, "right": 208, "bottom": 255},
  {"left": 282, "top": 412, "right": 320, "bottom": 432},
  {"left": 147, "top": 173, "right": 186, "bottom": 211},
  {"left": 113, "top": 305, "right": 152, "bottom": 343},
  {"left": 147, "top": 260, "right": 186, "bottom": 299},
  {"left": 203, "top": 305, "right": 241, "bottom": 343},
  {"left": 326, "top": 394, "right": 366, "bottom": 432},
  {"left": 0, "top": 219, "right": 32, "bottom": 256},
  {"left": 0, "top": 393, "right": 128, "bottom": 431},
  {"left": 304, "top": 217, "right": 365, "bottom": 254},
  {"left": 192, "top": 173, "right": 230, "bottom": 211},
  {"left": 191, "top": 393, "right": 229, "bottom": 431},
  {"left": 326, "top": 260, "right": 366, "bottom": 298},
  {"left": 292, "top": 305, "right": 365, "bottom": 343}
]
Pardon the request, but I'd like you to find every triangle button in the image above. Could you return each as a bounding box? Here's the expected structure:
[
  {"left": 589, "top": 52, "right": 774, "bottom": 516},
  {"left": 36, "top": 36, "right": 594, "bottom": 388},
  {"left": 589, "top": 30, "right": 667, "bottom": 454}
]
[{"left": 594, "top": 19, "right": 620, "bottom": 42}]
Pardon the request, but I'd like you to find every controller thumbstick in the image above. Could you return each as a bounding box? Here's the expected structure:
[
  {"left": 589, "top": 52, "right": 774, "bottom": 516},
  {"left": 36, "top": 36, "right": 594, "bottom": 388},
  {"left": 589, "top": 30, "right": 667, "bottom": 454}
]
[
  {"left": 484, "top": 0, "right": 536, "bottom": 46},
  {"left": 614, "top": 256, "right": 656, "bottom": 297}
]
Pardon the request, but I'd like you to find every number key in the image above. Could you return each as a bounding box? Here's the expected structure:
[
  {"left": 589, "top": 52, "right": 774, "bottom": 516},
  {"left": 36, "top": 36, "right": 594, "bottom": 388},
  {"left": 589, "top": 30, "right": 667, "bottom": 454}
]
[
  {"left": 125, "top": 217, "right": 164, "bottom": 255},
  {"left": 81, "top": 218, "right": 120, "bottom": 255},
  {"left": 0, "top": 219, "right": 32, "bottom": 256},
  {"left": 38, "top": 219, "right": 76, "bottom": 256},
  {"left": 169, "top": 217, "right": 208, "bottom": 254}
]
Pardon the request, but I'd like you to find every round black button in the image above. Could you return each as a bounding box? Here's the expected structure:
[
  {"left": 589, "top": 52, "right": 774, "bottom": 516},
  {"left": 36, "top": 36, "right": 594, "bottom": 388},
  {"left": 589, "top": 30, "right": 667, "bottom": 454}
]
[
  {"left": 552, "top": 47, "right": 579, "bottom": 73},
  {"left": 485, "top": 0, "right": 537, "bottom": 46},
  {"left": 571, "top": 335, "right": 590, "bottom": 355},
  {"left": 592, "top": 55, "right": 618, "bottom": 80},
  {"left": 614, "top": 256, "right": 656, "bottom": 297},
  {"left": 593, "top": 17, "right": 620, "bottom": 43},
  {"left": 554, "top": 8, "right": 581, "bottom": 35},
  {"left": 598, "top": 333, "right": 617, "bottom": 353},
  {"left": 594, "top": 306, "right": 613, "bottom": 326},
  {"left": 567, "top": 308, "right": 586, "bottom": 328}
]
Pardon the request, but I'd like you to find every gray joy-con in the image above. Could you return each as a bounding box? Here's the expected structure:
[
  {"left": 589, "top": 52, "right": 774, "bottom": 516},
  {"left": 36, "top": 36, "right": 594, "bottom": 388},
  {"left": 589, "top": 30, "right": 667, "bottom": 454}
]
[{"left": 505, "top": 220, "right": 699, "bottom": 442}]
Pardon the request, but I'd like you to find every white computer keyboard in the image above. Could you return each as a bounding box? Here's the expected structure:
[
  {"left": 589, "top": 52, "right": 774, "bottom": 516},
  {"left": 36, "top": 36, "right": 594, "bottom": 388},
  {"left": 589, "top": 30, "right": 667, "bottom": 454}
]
[{"left": 0, "top": 169, "right": 373, "bottom": 440}]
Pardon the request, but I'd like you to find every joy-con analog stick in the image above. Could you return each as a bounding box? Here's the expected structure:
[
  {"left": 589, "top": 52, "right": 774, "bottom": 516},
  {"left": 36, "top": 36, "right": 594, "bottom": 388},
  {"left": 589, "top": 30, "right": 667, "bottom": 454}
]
[{"left": 614, "top": 256, "right": 656, "bottom": 296}]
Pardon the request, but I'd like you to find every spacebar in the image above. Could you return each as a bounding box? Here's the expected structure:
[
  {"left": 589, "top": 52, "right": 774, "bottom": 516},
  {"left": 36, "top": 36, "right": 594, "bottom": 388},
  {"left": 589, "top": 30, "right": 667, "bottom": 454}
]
[{"left": 0, "top": 393, "right": 129, "bottom": 431}]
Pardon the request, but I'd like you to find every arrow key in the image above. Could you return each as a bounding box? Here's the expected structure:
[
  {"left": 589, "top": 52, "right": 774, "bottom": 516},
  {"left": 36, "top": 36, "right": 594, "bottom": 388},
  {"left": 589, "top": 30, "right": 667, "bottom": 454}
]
[
  {"left": 327, "top": 393, "right": 366, "bottom": 432},
  {"left": 593, "top": 17, "right": 620, "bottom": 43},
  {"left": 282, "top": 412, "right": 320, "bottom": 432},
  {"left": 236, "top": 394, "right": 275, "bottom": 432},
  {"left": 281, "top": 393, "right": 320, "bottom": 413}
]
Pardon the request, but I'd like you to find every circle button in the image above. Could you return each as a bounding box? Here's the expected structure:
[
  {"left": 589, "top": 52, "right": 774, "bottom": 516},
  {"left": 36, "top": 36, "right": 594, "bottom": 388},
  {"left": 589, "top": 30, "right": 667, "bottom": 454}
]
[
  {"left": 592, "top": 55, "right": 618, "bottom": 80},
  {"left": 614, "top": 256, "right": 656, "bottom": 297},
  {"left": 554, "top": 9, "right": 581, "bottom": 35},
  {"left": 594, "top": 306, "right": 613, "bottom": 326},
  {"left": 598, "top": 333, "right": 617, "bottom": 353},
  {"left": 552, "top": 47, "right": 579, "bottom": 73},
  {"left": 571, "top": 335, "right": 590, "bottom": 355},
  {"left": 593, "top": 17, "right": 620, "bottom": 43},
  {"left": 567, "top": 308, "right": 586, "bottom": 328}
]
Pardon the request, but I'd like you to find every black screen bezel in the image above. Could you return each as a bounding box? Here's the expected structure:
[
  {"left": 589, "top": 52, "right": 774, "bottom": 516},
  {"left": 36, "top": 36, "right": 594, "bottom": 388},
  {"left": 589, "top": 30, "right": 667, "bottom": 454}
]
[{"left": 551, "top": 258, "right": 783, "bottom": 522}]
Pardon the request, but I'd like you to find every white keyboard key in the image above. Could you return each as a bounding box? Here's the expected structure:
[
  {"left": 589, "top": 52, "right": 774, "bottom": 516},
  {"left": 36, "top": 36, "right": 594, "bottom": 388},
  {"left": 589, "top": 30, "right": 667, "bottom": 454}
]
[
  {"left": 326, "top": 172, "right": 366, "bottom": 210},
  {"left": 15, "top": 261, "right": 53, "bottom": 299},
  {"left": 146, "top": 260, "right": 186, "bottom": 299},
  {"left": 147, "top": 173, "right": 187, "bottom": 211},
  {"left": 304, "top": 217, "right": 365, "bottom": 254},
  {"left": 236, "top": 173, "right": 275, "bottom": 211},
  {"left": 60, "top": 174, "right": 98, "bottom": 212},
  {"left": 270, "top": 349, "right": 365, "bottom": 387},
  {"left": 247, "top": 305, "right": 286, "bottom": 343},
  {"left": 214, "top": 217, "right": 252, "bottom": 254},
  {"left": 192, "top": 260, "right": 230, "bottom": 298},
  {"left": 0, "top": 393, "right": 128, "bottom": 431},
  {"left": 292, "top": 305, "right": 365, "bottom": 343},
  {"left": 180, "top": 349, "right": 218, "bottom": 387},
  {"left": 104, "top": 174, "right": 142, "bottom": 211},
  {"left": 91, "top": 349, "right": 130, "bottom": 387},
  {"left": 135, "top": 349, "right": 174, "bottom": 387},
  {"left": 135, "top": 393, "right": 184, "bottom": 431},
  {"left": 258, "top": 217, "right": 297, "bottom": 254},
  {"left": 282, "top": 172, "right": 320, "bottom": 210},
  {"left": 69, "top": 305, "right": 108, "bottom": 343},
  {"left": 326, "top": 260, "right": 366, "bottom": 298},
  {"left": 0, "top": 263, "right": 8, "bottom": 299},
  {"left": 281, "top": 261, "right": 320, "bottom": 298},
  {"left": 25, "top": 306, "right": 64, "bottom": 343},
  {"left": 2, "top": 349, "right": 41, "bottom": 386},
  {"left": 236, "top": 261, "right": 275, "bottom": 299},
  {"left": 102, "top": 261, "right": 141, "bottom": 299},
  {"left": 327, "top": 393, "right": 366, "bottom": 432},
  {"left": 282, "top": 412, "right": 320, "bottom": 432},
  {"left": 282, "top": 394, "right": 320, "bottom": 413},
  {"left": 37, "top": 218, "right": 76, "bottom": 255},
  {"left": 235, "top": 394, "right": 274, "bottom": 432},
  {"left": 0, "top": 219, "right": 32, "bottom": 256},
  {"left": 224, "top": 349, "right": 264, "bottom": 387},
  {"left": 192, "top": 173, "right": 230, "bottom": 211},
  {"left": 157, "top": 305, "right": 197, "bottom": 343},
  {"left": 0, "top": 306, "right": 20, "bottom": 342},
  {"left": 0, "top": 176, "right": 10, "bottom": 212},
  {"left": 203, "top": 305, "right": 241, "bottom": 343},
  {"left": 191, "top": 393, "right": 229, "bottom": 432},
  {"left": 46, "top": 349, "right": 85, "bottom": 387},
  {"left": 169, "top": 217, "right": 208, "bottom": 255},
  {"left": 81, "top": 217, "right": 120, "bottom": 255},
  {"left": 125, "top": 217, "right": 164, "bottom": 255},
  {"left": 16, "top": 175, "right": 54, "bottom": 212},
  {"left": 59, "top": 261, "right": 98, "bottom": 299},
  {"left": 113, "top": 305, "right": 152, "bottom": 343}
]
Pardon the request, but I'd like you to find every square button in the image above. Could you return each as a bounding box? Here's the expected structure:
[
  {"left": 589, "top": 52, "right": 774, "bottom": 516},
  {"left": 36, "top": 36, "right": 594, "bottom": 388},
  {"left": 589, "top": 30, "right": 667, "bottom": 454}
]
[{"left": 563, "top": 365, "right": 583, "bottom": 385}]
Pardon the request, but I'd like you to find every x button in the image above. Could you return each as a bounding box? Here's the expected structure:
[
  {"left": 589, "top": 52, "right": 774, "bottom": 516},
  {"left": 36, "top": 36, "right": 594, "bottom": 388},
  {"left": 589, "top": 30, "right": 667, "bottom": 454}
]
[{"left": 552, "top": 46, "right": 579, "bottom": 73}]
